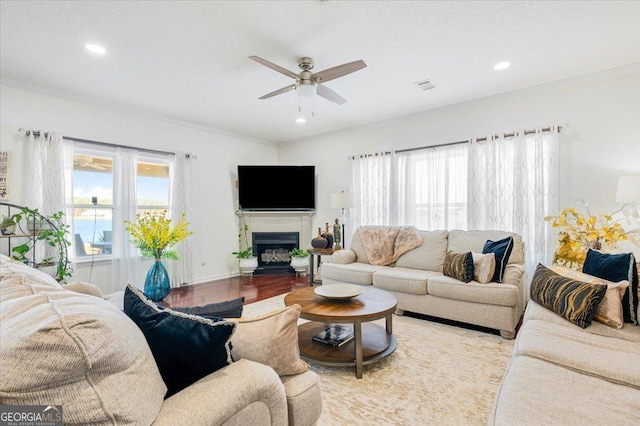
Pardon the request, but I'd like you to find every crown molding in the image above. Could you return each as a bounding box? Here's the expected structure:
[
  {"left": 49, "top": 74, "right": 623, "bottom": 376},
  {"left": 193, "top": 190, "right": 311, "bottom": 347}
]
[
  {"left": 281, "top": 63, "right": 640, "bottom": 146},
  {"left": 0, "top": 78, "right": 276, "bottom": 148}
]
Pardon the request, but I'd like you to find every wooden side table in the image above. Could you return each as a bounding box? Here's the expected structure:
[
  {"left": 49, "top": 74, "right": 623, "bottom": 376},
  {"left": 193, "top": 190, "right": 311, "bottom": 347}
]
[
  {"left": 284, "top": 286, "right": 398, "bottom": 379},
  {"left": 308, "top": 248, "right": 334, "bottom": 285}
]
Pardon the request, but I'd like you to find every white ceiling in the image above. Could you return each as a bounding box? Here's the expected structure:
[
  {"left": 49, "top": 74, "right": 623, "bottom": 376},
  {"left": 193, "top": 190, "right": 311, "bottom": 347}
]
[{"left": 1, "top": 1, "right": 639, "bottom": 144}]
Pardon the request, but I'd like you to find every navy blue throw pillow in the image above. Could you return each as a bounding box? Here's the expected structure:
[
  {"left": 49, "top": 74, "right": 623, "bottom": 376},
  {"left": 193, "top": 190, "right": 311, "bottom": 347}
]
[
  {"left": 170, "top": 297, "right": 245, "bottom": 318},
  {"left": 123, "top": 284, "right": 236, "bottom": 397},
  {"left": 583, "top": 249, "right": 638, "bottom": 325},
  {"left": 482, "top": 236, "right": 514, "bottom": 283}
]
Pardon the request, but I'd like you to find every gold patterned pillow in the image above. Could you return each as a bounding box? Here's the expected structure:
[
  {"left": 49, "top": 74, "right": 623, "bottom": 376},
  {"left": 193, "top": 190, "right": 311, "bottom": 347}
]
[
  {"left": 530, "top": 264, "right": 607, "bottom": 328},
  {"left": 443, "top": 251, "right": 474, "bottom": 283},
  {"left": 551, "top": 265, "right": 629, "bottom": 329}
]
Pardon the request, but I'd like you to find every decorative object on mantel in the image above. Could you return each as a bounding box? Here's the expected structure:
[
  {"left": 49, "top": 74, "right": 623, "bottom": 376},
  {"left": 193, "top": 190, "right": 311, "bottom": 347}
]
[
  {"left": 333, "top": 218, "right": 342, "bottom": 250},
  {"left": 125, "top": 210, "right": 193, "bottom": 302},
  {"left": 545, "top": 199, "right": 637, "bottom": 270},
  {"left": 331, "top": 191, "right": 353, "bottom": 249},
  {"left": 233, "top": 210, "right": 258, "bottom": 275},
  {"left": 321, "top": 222, "right": 334, "bottom": 248},
  {"left": 311, "top": 227, "right": 328, "bottom": 249},
  {"left": 289, "top": 248, "right": 310, "bottom": 276}
]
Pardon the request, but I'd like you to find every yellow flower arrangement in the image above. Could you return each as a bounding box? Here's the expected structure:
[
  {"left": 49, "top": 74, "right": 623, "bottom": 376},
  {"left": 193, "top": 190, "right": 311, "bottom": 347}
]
[
  {"left": 125, "top": 210, "right": 193, "bottom": 260},
  {"left": 545, "top": 202, "right": 628, "bottom": 269}
]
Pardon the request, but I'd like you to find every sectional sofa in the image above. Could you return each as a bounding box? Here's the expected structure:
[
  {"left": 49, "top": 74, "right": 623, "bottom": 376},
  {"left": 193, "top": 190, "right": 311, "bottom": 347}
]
[
  {"left": 489, "top": 299, "right": 640, "bottom": 424},
  {"left": 322, "top": 229, "right": 526, "bottom": 338},
  {"left": 0, "top": 255, "right": 322, "bottom": 426}
]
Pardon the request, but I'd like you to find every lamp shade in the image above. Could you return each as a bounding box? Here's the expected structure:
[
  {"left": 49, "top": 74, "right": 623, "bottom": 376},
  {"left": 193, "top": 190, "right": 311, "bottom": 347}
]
[
  {"left": 331, "top": 191, "right": 354, "bottom": 209},
  {"left": 615, "top": 175, "right": 640, "bottom": 203},
  {"left": 298, "top": 82, "right": 317, "bottom": 98}
]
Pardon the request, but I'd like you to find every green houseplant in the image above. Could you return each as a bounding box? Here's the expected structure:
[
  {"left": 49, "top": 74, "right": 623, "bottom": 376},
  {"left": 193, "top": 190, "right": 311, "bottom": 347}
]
[
  {"left": 289, "top": 248, "right": 309, "bottom": 275},
  {"left": 10, "top": 207, "right": 73, "bottom": 283},
  {"left": 289, "top": 248, "right": 310, "bottom": 258},
  {"left": 233, "top": 211, "right": 257, "bottom": 274}
]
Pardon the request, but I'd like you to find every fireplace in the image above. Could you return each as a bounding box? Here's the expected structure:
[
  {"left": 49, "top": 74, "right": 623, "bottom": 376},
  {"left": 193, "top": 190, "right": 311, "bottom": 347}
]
[{"left": 252, "top": 232, "right": 299, "bottom": 275}]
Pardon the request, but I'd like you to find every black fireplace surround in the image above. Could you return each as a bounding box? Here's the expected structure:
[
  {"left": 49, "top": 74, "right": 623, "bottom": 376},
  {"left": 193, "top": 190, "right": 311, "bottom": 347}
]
[{"left": 252, "top": 232, "right": 299, "bottom": 275}]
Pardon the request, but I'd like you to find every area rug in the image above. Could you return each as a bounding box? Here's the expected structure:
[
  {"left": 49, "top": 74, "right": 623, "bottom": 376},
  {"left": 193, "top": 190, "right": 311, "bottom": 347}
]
[{"left": 243, "top": 294, "right": 515, "bottom": 426}]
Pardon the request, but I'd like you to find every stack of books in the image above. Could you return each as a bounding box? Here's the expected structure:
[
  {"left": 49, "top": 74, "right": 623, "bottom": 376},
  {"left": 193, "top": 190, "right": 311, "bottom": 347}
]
[{"left": 312, "top": 325, "right": 354, "bottom": 348}]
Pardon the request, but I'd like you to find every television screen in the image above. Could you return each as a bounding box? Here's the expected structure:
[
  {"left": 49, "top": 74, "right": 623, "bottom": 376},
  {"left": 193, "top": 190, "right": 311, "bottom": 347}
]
[{"left": 238, "top": 165, "right": 315, "bottom": 211}]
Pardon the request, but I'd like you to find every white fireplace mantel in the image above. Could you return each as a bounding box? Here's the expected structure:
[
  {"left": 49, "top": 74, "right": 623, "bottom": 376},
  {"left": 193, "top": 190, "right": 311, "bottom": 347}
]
[{"left": 235, "top": 211, "right": 315, "bottom": 250}]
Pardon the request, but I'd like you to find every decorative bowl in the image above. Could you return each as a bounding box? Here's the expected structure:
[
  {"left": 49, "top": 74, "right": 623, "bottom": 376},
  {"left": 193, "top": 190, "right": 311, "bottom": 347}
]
[{"left": 314, "top": 284, "right": 366, "bottom": 300}]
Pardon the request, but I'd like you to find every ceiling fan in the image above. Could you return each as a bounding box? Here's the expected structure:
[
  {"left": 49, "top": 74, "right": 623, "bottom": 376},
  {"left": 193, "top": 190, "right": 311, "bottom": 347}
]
[{"left": 249, "top": 56, "right": 367, "bottom": 105}]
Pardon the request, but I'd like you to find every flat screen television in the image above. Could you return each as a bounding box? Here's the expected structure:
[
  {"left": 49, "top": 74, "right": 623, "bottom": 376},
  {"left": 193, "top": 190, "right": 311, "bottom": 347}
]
[{"left": 238, "top": 165, "right": 315, "bottom": 211}]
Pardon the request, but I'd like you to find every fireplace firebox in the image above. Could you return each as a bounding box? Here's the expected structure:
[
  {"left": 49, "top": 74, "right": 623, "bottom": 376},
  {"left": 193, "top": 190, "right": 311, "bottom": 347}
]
[{"left": 252, "top": 232, "right": 299, "bottom": 275}]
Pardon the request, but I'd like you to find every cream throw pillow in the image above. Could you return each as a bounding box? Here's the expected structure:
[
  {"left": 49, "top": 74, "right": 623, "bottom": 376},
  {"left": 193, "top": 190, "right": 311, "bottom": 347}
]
[
  {"left": 230, "top": 304, "right": 309, "bottom": 376},
  {"left": 551, "top": 265, "right": 630, "bottom": 329},
  {"left": 472, "top": 252, "right": 496, "bottom": 284}
]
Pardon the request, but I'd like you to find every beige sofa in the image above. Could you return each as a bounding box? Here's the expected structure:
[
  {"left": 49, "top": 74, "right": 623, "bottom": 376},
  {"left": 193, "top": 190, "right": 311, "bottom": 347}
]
[
  {"left": 322, "top": 229, "right": 526, "bottom": 338},
  {"left": 489, "top": 300, "right": 640, "bottom": 424},
  {"left": 0, "top": 255, "right": 322, "bottom": 426}
]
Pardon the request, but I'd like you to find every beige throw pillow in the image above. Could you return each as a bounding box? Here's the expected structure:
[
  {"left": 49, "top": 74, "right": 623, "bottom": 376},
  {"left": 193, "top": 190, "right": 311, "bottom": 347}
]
[
  {"left": 551, "top": 265, "right": 630, "bottom": 329},
  {"left": 230, "top": 304, "right": 309, "bottom": 376},
  {"left": 472, "top": 252, "right": 496, "bottom": 284}
]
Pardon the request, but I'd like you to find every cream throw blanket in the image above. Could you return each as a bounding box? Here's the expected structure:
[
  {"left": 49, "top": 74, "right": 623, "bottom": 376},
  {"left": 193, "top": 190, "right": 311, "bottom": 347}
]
[{"left": 356, "top": 226, "right": 423, "bottom": 266}]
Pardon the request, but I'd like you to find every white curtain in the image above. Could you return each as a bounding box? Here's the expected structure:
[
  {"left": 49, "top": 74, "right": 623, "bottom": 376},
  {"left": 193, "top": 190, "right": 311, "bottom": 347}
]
[
  {"left": 468, "top": 128, "right": 559, "bottom": 285},
  {"left": 111, "top": 148, "right": 141, "bottom": 292},
  {"left": 395, "top": 145, "right": 468, "bottom": 229},
  {"left": 351, "top": 153, "right": 394, "bottom": 231},
  {"left": 169, "top": 152, "right": 194, "bottom": 287},
  {"left": 24, "top": 132, "right": 68, "bottom": 215}
]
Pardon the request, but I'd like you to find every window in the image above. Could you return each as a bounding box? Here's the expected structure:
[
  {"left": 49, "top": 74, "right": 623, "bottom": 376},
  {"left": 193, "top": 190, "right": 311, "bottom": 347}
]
[
  {"left": 396, "top": 145, "right": 468, "bottom": 230},
  {"left": 71, "top": 146, "right": 170, "bottom": 259},
  {"left": 351, "top": 145, "right": 468, "bottom": 230}
]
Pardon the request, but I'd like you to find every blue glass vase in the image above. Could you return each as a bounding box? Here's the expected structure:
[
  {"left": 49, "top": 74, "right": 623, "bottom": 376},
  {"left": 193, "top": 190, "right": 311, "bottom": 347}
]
[{"left": 144, "top": 259, "right": 170, "bottom": 302}]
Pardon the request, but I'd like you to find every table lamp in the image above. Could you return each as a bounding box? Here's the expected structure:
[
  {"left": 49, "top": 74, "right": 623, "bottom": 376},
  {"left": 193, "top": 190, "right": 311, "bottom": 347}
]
[{"left": 331, "top": 191, "right": 354, "bottom": 249}]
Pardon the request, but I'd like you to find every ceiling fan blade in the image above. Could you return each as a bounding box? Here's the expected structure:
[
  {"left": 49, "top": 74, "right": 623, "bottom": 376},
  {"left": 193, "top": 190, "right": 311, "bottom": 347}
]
[
  {"left": 249, "top": 56, "right": 299, "bottom": 79},
  {"left": 317, "top": 84, "right": 347, "bottom": 105},
  {"left": 259, "top": 84, "right": 296, "bottom": 100},
  {"left": 312, "top": 60, "right": 367, "bottom": 83}
]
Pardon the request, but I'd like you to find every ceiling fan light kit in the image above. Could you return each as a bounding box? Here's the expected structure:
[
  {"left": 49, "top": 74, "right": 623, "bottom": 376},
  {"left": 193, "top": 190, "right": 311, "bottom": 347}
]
[{"left": 249, "top": 55, "right": 367, "bottom": 106}]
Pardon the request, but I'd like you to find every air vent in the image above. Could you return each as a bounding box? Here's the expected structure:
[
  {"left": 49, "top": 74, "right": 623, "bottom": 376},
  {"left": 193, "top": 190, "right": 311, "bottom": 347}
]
[{"left": 415, "top": 79, "right": 435, "bottom": 91}]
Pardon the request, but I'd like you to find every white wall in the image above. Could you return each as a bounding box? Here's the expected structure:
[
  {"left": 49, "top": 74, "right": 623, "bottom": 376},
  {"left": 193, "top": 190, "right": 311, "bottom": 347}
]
[
  {"left": 279, "top": 68, "right": 640, "bottom": 255},
  {"left": 0, "top": 83, "right": 278, "bottom": 293}
]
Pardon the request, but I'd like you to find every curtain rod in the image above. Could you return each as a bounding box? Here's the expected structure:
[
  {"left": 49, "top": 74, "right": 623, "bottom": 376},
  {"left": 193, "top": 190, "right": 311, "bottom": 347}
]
[
  {"left": 64, "top": 136, "right": 177, "bottom": 157},
  {"left": 347, "top": 151, "right": 393, "bottom": 161},
  {"left": 362, "top": 126, "right": 562, "bottom": 160},
  {"left": 18, "top": 129, "right": 197, "bottom": 159}
]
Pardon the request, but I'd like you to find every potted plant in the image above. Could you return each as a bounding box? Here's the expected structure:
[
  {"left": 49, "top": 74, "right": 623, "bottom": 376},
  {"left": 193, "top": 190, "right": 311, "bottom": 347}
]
[
  {"left": 1, "top": 213, "right": 18, "bottom": 235},
  {"left": 10, "top": 207, "right": 73, "bottom": 283},
  {"left": 289, "top": 248, "right": 309, "bottom": 275},
  {"left": 125, "top": 210, "right": 193, "bottom": 301},
  {"left": 233, "top": 212, "right": 257, "bottom": 275}
]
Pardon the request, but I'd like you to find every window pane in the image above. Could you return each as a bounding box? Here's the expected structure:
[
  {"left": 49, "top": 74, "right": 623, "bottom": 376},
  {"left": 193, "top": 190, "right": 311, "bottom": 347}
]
[
  {"left": 73, "top": 154, "right": 113, "bottom": 205},
  {"left": 137, "top": 162, "right": 169, "bottom": 206},
  {"left": 73, "top": 208, "right": 113, "bottom": 257}
]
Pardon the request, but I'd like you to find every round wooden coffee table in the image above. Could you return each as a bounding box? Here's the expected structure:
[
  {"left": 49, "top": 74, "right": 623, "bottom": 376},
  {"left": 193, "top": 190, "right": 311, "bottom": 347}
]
[{"left": 284, "top": 286, "right": 397, "bottom": 378}]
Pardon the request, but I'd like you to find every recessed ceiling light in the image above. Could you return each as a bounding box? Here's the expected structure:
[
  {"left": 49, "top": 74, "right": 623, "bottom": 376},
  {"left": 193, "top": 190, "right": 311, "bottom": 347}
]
[
  {"left": 85, "top": 44, "right": 107, "bottom": 55},
  {"left": 494, "top": 61, "right": 510, "bottom": 70},
  {"left": 296, "top": 117, "right": 306, "bottom": 124}
]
